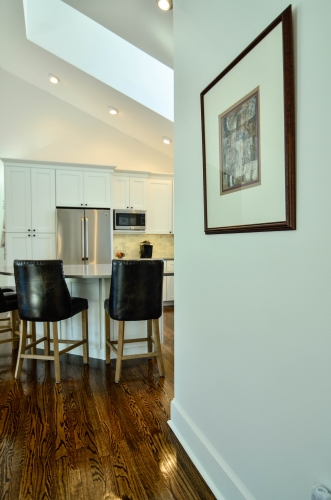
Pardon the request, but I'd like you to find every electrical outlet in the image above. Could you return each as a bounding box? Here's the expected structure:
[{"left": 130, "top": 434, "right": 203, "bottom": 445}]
[{"left": 312, "top": 485, "right": 331, "bottom": 500}]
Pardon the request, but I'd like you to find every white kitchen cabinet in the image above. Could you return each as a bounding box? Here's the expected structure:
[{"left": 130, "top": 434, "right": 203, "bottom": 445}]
[
  {"left": 6, "top": 233, "right": 32, "bottom": 262},
  {"left": 147, "top": 179, "right": 173, "bottom": 234},
  {"left": 55, "top": 170, "right": 83, "bottom": 207},
  {"left": 5, "top": 166, "right": 55, "bottom": 233},
  {"left": 84, "top": 171, "right": 111, "bottom": 207},
  {"left": 163, "top": 260, "right": 174, "bottom": 302},
  {"left": 56, "top": 170, "right": 111, "bottom": 208},
  {"left": 6, "top": 233, "right": 56, "bottom": 264},
  {"left": 113, "top": 175, "right": 147, "bottom": 210},
  {"left": 165, "top": 276, "right": 174, "bottom": 301},
  {"left": 32, "top": 233, "right": 56, "bottom": 260}
]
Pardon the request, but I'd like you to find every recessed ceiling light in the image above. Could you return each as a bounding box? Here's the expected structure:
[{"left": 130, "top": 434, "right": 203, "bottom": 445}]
[
  {"left": 108, "top": 106, "right": 118, "bottom": 115},
  {"left": 157, "top": 0, "right": 173, "bottom": 11},
  {"left": 49, "top": 74, "right": 59, "bottom": 84},
  {"left": 162, "top": 136, "right": 172, "bottom": 144}
]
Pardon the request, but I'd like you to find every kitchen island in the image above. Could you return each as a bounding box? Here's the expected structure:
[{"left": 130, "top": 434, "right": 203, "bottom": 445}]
[{"left": 0, "top": 262, "right": 173, "bottom": 360}]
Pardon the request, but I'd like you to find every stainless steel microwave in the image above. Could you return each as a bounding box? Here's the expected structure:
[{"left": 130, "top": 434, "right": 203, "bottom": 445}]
[{"left": 113, "top": 209, "right": 146, "bottom": 231}]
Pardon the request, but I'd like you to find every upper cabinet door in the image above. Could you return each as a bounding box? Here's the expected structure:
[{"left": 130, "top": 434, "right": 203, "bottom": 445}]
[
  {"left": 31, "top": 168, "right": 56, "bottom": 232},
  {"left": 147, "top": 179, "right": 173, "bottom": 234},
  {"left": 129, "top": 177, "right": 147, "bottom": 210},
  {"left": 56, "top": 170, "right": 84, "bottom": 207},
  {"left": 84, "top": 171, "right": 111, "bottom": 208},
  {"left": 5, "top": 166, "right": 32, "bottom": 232},
  {"left": 113, "top": 176, "right": 130, "bottom": 209}
]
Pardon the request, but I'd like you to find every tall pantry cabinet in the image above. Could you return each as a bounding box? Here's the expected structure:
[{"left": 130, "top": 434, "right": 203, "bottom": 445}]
[{"left": 4, "top": 164, "right": 56, "bottom": 265}]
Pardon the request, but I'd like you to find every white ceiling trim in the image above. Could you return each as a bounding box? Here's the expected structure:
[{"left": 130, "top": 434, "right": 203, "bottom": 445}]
[{"left": 22, "top": 0, "right": 174, "bottom": 121}]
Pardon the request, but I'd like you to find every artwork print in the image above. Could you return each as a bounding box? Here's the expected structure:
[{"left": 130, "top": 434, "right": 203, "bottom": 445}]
[{"left": 219, "top": 88, "right": 260, "bottom": 195}]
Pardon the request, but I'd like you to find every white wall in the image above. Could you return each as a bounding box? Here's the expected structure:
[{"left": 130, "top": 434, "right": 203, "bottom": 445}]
[
  {"left": 170, "top": 1, "right": 331, "bottom": 499},
  {"left": 0, "top": 69, "right": 173, "bottom": 174}
]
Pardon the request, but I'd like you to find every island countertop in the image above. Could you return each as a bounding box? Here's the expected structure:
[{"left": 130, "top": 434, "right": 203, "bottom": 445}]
[{"left": 0, "top": 262, "right": 174, "bottom": 279}]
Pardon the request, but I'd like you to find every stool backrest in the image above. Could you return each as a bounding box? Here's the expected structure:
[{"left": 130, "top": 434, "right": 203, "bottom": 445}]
[
  {"left": 108, "top": 260, "right": 164, "bottom": 321},
  {"left": 14, "top": 260, "right": 72, "bottom": 322}
]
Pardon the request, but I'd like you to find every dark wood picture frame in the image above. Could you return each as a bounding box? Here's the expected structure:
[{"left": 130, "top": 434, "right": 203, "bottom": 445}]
[{"left": 201, "top": 5, "right": 295, "bottom": 234}]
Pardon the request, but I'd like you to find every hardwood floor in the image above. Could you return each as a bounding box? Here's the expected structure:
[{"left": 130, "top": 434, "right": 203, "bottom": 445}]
[{"left": 0, "top": 307, "right": 216, "bottom": 500}]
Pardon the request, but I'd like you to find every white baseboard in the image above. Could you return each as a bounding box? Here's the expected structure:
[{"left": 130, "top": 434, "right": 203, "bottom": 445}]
[{"left": 168, "top": 399, "right": 256, "bottom": 500}]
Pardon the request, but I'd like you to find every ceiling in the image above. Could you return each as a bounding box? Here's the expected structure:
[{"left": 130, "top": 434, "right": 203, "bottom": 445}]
[
  {"left": 62, "top": 0, "right": 173, "bottom": 68},
  {"left": 0, "top": 0, "right": 174, "bottom": 172}
]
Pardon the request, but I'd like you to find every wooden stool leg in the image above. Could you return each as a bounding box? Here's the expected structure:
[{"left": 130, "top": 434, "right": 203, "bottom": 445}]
[
  {"left": 43, "top": 322, "right": 50, "bottom": 356},
  {"left": 30, "top": 322, "right": 36, "bottom": 354},
  {"left": 105, "top": 311, "right": 111, "bottom": 364},
  {"left": 15, "top": 320, "right": 28, "bottom": 379},
  {"left": 152, "top": 318, "right": 164, "bottom": 377},
  {"left": 10, "top": 311, "right": 19, "bottom": 350},
  {"left": 147, "top": 319, "right": 153, "bottom": 356},
  {"left": 82, "top": 309, "right": 89, "bottom": 364},
  {"left": 115, "top": 321, "right": 125, "bottom": 383},
  {"left": 52, "top": 322, "right": 61, "bottom": 384}
]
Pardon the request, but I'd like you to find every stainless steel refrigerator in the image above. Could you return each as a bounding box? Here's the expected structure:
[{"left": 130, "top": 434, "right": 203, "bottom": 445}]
[{"left": 57, "top": 208, "right": 111, "bottom": 265}]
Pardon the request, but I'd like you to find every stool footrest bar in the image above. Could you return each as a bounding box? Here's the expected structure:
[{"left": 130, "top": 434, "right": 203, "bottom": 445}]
[{"left": 59, "top": 339, "right": 86, "bottom": 356}]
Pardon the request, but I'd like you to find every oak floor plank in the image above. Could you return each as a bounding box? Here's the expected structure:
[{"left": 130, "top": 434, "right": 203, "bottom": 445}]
[
  {"left": 1, "top": 388, "right": 27, "bottom": 500},
  {"left": 129, "top": 441, "right": 174, "bottom": 500},
  {"left": 0, "top": 307, "right": 216, "bottom": 500},
  {"left": 109, "top": 439, "right": 149, "bottom": 500},
  {"left": 76, "top": 444, "right": 107, "bottom": 500},
  {"left": 55, "top": 457, "right": 70, "bottom": 500},
  {"left": 99, "top": 455, "right": 121, "bottom": 499},
  {"left": 68, "top": 468, "right": 84, "bottom": 499}
]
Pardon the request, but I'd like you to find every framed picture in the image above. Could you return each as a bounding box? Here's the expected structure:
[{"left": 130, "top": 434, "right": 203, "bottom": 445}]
[{"left": 201, "top": 5, "right": 295, "bottom": 234}]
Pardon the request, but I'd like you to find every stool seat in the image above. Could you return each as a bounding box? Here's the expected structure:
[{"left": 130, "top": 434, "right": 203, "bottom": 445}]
[
  {"left": 72, "top": 297, "right": 89, "bottom": 316},
  {"left": 0, "top": 288, "right": 20, "bottom": 350},
  {"left": 2, "top": 292, "right": 18, "bottom": 312}
]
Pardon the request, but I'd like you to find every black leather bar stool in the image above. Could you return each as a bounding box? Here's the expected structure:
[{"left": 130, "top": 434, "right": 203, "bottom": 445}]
[
  {"left": 105, "top": 259, "right": 165, "bottom": 383},
  {"left": 14, "top": 260, "right": 89, "bottom": 383},
  {"left": 0, "top": 287, "right": 20, "bottom": 349}
]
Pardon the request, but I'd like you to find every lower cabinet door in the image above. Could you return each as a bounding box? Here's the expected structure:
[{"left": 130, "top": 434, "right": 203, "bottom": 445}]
[
  {"left": 163, "top": 277, "right": 167, "bottom": 302},
  {"left": 6, "top": 232, "right": 56, "bottom": 265},
  {"left": 5, "top": 233, "right": 32, "bottom": 264},
  {"left": 166, "top": 276, "right": 174, "bottom": 301},
  {"left": 31, "top": 233, "right": 56, "bottom": 259}
]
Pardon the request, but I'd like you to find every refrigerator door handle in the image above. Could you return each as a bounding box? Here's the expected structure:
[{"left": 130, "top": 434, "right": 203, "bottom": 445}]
[
  {"left": 81, "top": 218, "right": 85, "bottom": 260},
  {"left": 85, "top": 218, "right": 89, "bottom": 260}
]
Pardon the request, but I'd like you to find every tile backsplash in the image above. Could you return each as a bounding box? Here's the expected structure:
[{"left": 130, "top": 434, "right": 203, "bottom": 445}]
[{"left": 113, "top": 233, "right": 174, "bottom": 259}]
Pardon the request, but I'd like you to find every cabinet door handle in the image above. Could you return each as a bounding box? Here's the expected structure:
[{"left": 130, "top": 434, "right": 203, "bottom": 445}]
[
  {"left": 81, "top": 203, "right": 83, "bottom": 206},
  {"left": 33, "top": 235, "right": 36, "bottom": 237},
  {"left": 85, "top": 204, "right": 87, "bottom": 206},
  {"left": 28, "top": 229, "right": 31, "bottom": 231},
  {"left": 33, "top": 229, "right": 36, "bottom": 231},
  {"left": 28, "top": 234, "right": 31, "bottom": 237}
]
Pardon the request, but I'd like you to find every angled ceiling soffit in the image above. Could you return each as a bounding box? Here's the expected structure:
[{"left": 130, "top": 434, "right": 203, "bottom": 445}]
[{"left": 22, "top": 0, "right": 174, "bottom": 121}]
